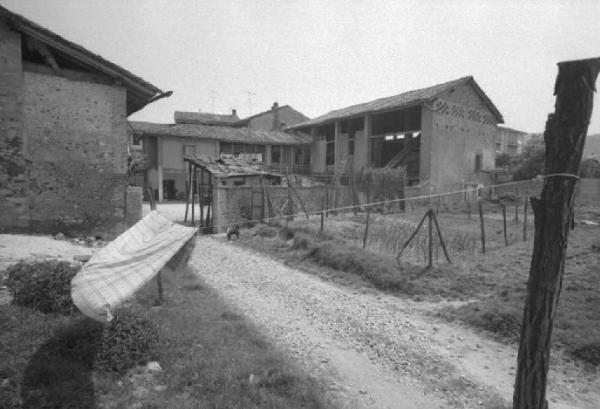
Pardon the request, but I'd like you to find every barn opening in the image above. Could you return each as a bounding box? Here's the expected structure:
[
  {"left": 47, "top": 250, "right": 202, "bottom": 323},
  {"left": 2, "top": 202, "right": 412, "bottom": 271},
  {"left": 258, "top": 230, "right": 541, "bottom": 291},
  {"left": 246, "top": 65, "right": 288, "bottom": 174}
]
[{"left": 370, "top": 105, "right": 421, "bottom": 184}]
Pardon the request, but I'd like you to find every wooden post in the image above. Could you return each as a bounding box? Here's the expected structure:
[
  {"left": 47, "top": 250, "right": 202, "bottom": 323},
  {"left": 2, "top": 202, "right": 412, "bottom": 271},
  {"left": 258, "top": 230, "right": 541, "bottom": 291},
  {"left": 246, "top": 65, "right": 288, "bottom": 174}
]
[
  {"left": 184, "top": 161, "right": 192, "bottom": 222},
  {"left": 523, "top": 197, "right": 528, "bottom": 241},
  {"left": 362, "top": 180, "right": 370, "bottom": 249},
  {"left": 514, "top": 196, "right": 520, "bottom": 224},
  {"left": 431, "top": 210, "right": 451, "bottom": 264},
  {"left": 191, "top": 167, "right": 196, "bottom": 225},
  {"left": 478, "top": 199, "right": 485, "bottom": 253},
  {"left": 351, "top": 171, "right": 358, "bottom": 215},
  {"left": 467, "top": 196, "right": 471, "bottom": 220},
  {"left": 156, "top": 270, "right": 164, "bottom": 304},
  {"left": 513, "top": 57, "right": 600, "bottom": 409},
  {"left": 286, "top": 171, "right": 309, "bottom": 219},
  {"left": 502, "top": 203, "right": 508, "bottom": 246},
  {"left": 324, "top": 178, "right": 329, "bottom": 217},
  {"left": 199, "top": 170, "right": 204, "bottom": 228},
  {"left": 427, "top": 210, "right": 433, "bottom": 268}
]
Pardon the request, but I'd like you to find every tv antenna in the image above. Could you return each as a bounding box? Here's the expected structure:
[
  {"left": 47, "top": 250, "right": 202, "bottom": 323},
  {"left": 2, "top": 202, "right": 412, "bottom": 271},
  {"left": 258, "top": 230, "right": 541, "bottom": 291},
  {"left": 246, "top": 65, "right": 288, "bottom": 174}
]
[
  {"left": 245, "top": 90, "right": 256, "bottom": 115},
  {"left": 209, "top": 89, "right": 216, "bottom": 112}
]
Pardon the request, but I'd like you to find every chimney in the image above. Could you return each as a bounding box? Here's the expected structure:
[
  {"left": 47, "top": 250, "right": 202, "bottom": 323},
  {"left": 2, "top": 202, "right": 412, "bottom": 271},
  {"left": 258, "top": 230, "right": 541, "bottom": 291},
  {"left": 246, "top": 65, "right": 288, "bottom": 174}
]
[
  {"left": 271, "top": 102, "right": 280, "bottom": 131},
  {"left": 231, "top": 109, "right": 237, "bottom": 117}
]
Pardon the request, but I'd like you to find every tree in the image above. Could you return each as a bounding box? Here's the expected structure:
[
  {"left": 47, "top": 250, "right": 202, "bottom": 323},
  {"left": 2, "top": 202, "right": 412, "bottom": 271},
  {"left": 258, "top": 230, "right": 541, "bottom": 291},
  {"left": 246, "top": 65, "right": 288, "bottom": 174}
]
[
  {"left": 579, "top": 157, "right": 600, "bottom": 177},
  {"left": 513, "top": 57, "right": 600, "bottom": 409},
  {"left": 511, "top": 137, "right": 545, "bottom": 180}
]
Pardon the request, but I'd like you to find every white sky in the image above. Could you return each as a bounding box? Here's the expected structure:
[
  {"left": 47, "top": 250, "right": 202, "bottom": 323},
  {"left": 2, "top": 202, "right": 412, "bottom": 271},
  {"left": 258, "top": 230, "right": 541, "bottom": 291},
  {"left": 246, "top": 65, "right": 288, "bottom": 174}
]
[{"left": 2, "top": 0, "right": 600, "bottom": 134}]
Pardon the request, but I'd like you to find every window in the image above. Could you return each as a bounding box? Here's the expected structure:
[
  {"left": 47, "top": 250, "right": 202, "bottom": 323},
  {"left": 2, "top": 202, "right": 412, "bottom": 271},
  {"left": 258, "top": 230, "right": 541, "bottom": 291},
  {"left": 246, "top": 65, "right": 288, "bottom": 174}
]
[
  {"left": 326, "top": 137, "right": 335, "bottom": 166},
  {"left": 475, "top": 153, "right": 483, "bottom": 171},
  {"left": 183, "top": 145, "right": 196, "bottom": 156},
  {"left": 295, "top": 148, "right": 303, "bottom": 165},
  {"left": 271, "top": 146, "right": 281, "bottom": 163},
  {"left": 132, "top": 135, "right": 143, "bottom": 148}
]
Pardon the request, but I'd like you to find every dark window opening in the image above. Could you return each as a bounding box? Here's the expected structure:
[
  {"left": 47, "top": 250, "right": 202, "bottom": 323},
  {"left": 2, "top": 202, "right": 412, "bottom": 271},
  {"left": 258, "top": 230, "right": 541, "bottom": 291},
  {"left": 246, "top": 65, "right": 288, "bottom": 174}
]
[
  {"left": 294, "top": 148, "right": 303, "bottom": 165},
  {"left": 372, "top": 105, "right": 421, "bottom": 136},
  {"left": 183, "top": 145, "right": 196, "bottom": 156},
  {"left": 271, "top": 146, "right": 281, "bottom": 163},
  {"left": 220, "top": 143, "right": 234, "bottom": 156},
  {"left": 475, "top": 153, "right": 483, "bottom": 171}
]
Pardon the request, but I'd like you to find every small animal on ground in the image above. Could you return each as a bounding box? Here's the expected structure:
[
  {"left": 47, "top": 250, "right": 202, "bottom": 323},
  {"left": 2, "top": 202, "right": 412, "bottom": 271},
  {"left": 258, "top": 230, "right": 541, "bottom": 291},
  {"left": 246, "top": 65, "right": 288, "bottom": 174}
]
[{"left": 226, "top": 225, "right": 240, "bottom": 240}]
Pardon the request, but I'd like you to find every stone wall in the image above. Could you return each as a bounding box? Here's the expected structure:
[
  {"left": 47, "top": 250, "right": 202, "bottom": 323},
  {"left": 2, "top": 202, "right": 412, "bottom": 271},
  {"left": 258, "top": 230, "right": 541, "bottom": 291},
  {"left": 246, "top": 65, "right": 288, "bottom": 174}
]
[
  {"left": 213, "top": 184, "right": 354, "bottom": 232},
  {"left": 22, "top": 71, "right": 128, "bottom": 237},
  {"left": 126, "top": 186, "right": 143, "bottom": 227},
  {"left": 425, "top": 95, "right": 498, "bottom": 193},
  {"left": 0, "top": 20, "right": 28, "bottom": 230}
]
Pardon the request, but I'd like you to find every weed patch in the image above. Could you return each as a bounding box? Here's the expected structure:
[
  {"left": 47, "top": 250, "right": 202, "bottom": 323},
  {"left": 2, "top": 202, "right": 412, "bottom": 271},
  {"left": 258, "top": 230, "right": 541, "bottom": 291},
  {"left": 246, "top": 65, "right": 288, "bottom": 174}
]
[{"left": 6, "top": 260, "right": 79, "bottom": 314}]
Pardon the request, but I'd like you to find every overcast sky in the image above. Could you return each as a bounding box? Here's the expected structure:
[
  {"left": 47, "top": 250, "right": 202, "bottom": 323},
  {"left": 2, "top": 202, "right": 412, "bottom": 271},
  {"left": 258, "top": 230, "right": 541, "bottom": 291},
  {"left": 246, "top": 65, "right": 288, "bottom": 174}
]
[{"left": 2, "top": 0, "right": 600, "bottom": 134}]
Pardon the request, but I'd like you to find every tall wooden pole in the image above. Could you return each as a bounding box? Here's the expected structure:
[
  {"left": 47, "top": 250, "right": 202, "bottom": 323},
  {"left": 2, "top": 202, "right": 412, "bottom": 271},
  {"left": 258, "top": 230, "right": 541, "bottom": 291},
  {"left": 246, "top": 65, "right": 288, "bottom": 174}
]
[
  {"left": 478, "top": 199, "right": 486, "bottom": 253},
  {"left": 513, "top": 57, "right": 600, "bottom": 409}
]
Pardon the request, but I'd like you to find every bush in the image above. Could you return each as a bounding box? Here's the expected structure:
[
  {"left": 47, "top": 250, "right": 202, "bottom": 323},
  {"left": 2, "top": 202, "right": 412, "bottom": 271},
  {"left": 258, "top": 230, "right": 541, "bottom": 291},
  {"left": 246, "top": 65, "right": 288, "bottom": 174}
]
[
  {"left": 308, "top": 242, "right": 411, "bottom": 291},
  {"left": 570, "top": 343, "right": 600, "bottom": 367},
  {"left": 5, "top": 260, "right": 79, "bottom": 314},
  {"left": 96, "top": 310, "right": 160, "bottom": 374},
  {"left": 254, "top": 225, "right": 278, "bottom": 238}
]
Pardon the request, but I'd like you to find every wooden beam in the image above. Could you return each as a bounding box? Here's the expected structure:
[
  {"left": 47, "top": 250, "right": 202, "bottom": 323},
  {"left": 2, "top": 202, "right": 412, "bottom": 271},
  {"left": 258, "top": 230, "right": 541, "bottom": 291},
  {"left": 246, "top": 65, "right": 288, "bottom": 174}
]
[{"left": 25, "top": 37, "right": 62, "bottom": 76}]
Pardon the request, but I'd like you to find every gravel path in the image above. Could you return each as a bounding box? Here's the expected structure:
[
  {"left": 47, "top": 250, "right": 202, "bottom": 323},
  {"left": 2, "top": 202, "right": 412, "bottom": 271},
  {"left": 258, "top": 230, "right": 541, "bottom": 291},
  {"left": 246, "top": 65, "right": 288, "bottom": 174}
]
[{"left": 191, "top": 236, "right": 600, "bottom": 409}]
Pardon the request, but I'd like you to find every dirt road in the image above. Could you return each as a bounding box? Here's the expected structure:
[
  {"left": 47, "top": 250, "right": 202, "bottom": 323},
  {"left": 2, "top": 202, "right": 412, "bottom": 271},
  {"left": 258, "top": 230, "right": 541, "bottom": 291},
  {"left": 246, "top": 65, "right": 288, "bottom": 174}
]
[{"left": 190, "top": 236, "right": 599, "bottom": 409}]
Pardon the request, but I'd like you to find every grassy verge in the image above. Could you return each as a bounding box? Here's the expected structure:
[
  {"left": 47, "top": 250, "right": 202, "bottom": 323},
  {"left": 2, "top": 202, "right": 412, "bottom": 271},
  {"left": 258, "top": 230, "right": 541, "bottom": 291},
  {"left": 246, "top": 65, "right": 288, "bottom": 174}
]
[
  {"left": 237, "top": 221, "right": 600, "bottom": 367},
  {"left": 0, "top": 263, "right": 332, "bottom": 408}
]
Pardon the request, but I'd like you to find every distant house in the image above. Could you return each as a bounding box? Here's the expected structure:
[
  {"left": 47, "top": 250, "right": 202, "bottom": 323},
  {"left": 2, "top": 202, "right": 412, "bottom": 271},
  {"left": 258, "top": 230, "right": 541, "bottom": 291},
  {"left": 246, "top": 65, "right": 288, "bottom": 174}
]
[
  {"left": 130, "top": 113, "right": 311, "bottom": 201},
  {"left": 0, "top": 5, "right": 166, "bottom": 237},
  {"left": 288, "top": 76, "right": 504, "bottom": 192},
  {"left": 238, "top": 102, "right": 309, "bottom": 131},
  {"left": 496, "top": 125, "right": 528, "bottom": 155}
]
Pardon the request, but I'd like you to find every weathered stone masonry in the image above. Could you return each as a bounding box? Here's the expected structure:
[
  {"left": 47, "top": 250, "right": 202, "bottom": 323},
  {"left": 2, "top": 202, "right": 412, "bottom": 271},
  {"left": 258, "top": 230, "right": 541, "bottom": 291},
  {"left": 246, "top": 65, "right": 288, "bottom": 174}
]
[
  {"left": 0, "top": 22, "right": 28, "bottom": 230},
  {"left": 23, "top": 71, "right": 129, "bottom": 236},
  {"left": 0, "top": 9, "right": 163, "bottom": 238}
]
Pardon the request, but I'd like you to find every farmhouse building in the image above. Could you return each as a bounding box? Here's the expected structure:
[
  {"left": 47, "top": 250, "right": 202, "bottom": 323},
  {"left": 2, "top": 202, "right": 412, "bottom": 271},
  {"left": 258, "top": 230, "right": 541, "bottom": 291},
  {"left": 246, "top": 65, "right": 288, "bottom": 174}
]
[
  {"left": 0, "top": 6, "right": 167, "bottom": 237},
  {"left": 130, "top": 114, "right": 311, "bottom": 201},
  {"left": 238, "top": 102, "right": 309, "bottom": 131},
  {"left": 289, "top": 76, "right": 504, "bottom": 193},
  {"left": 496, "top": 125, "right": 529, "bottom": 155}
]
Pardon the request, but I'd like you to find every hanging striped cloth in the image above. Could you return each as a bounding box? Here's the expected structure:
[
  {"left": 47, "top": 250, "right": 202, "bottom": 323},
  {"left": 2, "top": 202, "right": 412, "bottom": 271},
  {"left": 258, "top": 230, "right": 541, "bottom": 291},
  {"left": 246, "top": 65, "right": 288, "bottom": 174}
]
[{"left": 71, "top": 211, "right": 197, "bottom": 322}]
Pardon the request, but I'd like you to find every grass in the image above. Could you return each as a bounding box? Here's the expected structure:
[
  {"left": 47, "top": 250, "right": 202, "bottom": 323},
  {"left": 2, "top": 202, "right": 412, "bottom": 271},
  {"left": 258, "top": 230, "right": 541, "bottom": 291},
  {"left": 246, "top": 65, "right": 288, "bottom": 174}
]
[
  {"left": 0, "top": 263, "right": 332, "bottom": 408},
  {"left": 237, "top": 215, "right": 600, "bottom": 367}
]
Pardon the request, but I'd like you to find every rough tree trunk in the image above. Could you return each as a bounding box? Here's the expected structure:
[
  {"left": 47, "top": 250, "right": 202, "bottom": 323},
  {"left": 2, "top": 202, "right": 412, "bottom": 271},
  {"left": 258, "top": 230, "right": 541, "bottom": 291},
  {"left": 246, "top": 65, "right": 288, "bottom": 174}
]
[{"left": 513, "top": 58, "right": 600, "bottom": 409}]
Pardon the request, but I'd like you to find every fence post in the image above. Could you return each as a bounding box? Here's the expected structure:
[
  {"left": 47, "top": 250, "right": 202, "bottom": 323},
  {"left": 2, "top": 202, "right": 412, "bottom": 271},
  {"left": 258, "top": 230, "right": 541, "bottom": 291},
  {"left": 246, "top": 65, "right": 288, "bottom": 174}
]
[
  {"left": 478, "top": 199, "right": 486, "bottom": 253},
  {"left": 523, "top": 197, "right": 528, "bottom": 241},
  {"left": 467, "top": 196, "right": 471, "bottom": 220},
  {"left": 502, "top": 203, "right": 508, "bottom": 246},
  {"left": 362, "top": 180, "right": 371, "bottom": 249},
  {"left": 428, "top": 211, "right": 433, "bottom": 268},
  {"left": 514, "top": 196, "right": 520, "bottom": 224}
]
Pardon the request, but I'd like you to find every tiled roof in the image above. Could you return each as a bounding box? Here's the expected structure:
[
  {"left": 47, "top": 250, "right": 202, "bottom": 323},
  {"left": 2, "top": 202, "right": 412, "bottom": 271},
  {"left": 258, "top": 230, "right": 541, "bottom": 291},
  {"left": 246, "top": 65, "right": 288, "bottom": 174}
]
[
  {"left": 174, "top": 111, "right": 240, "bottom": 126},
  {"left": 130, "top": 121, "right": 311, "bottom": 145},
  {"left": 288, "top": 76, "right": 503, "bottom": 129},
  {"left": 183, "top": 156, "right": 281, "bottom": 179}
]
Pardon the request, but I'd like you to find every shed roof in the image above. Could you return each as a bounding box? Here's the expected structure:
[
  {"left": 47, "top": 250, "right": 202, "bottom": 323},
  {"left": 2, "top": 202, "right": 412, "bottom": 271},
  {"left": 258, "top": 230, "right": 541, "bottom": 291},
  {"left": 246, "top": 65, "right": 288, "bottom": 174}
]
[
  {"left": 288, "top": 76, "right": 503, "bottom": 129},
  {"left": 130, "top": 121, "right": 311, "bottom": 145},
  {"left": 0, "top": 5, "right": 164, "bottom": 115},
  {"left": 184, "top": 156, "right": 281, "bottom": 179}
]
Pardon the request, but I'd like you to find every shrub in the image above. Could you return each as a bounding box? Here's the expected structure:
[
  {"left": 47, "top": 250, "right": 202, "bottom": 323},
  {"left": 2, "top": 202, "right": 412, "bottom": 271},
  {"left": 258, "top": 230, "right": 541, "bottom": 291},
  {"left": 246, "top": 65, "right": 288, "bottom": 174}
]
[
  {"left": 5, "top": 260, "right": 79, "bottom": 314},
  {"left": 254, "top": 225, "right": 278, "bottom": 238},
  {"left": 96, "top": 309, "right": 160, "bottom": 374},
  {"left": 307, "top": 242, "right": 410, "bottom": 291},
  {"left": 570, "top": 343, "right": 600, "bottom": 367}
]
